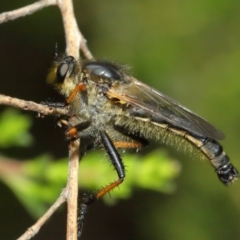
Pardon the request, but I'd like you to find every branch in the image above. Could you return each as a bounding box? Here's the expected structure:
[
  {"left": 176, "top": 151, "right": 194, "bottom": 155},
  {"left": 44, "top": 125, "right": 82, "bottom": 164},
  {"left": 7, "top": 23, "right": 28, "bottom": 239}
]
[
  {"left": 57, "top": 0, "right": 93, "bottom": 59},
  {"left": 0, "top": 94, "right": 68, "bottom": 116},
  {"left": 66, "top": 140, "right": 80, "bottom": 240},
  {"left": 0, "top": 0, "right": 93, "bottom": 60},
  {"left": 0, "top": 0, "right": 56, "bottom": 24},
  {"left": 16, "top": 140, "right": 80, "bottom": 240},
  {"left": 17, "top": 189, "right": 67, "bottom": 240},
  {"left": 0, "top": 0, "right": 93, "bottom": 239}
]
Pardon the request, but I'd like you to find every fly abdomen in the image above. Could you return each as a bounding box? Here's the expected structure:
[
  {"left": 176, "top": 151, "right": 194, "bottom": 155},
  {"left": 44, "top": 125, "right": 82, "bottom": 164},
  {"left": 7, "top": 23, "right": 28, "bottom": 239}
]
[
  {"left": 185, "top": 134, "right": 238, "bottom": 185},
  {"left": 215, "top": 161, "right": 238, "bottom": 185}
]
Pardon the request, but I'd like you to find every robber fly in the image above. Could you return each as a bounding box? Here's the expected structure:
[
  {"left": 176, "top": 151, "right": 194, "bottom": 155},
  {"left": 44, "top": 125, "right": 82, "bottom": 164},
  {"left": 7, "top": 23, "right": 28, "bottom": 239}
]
[{"left": 46, "top": 54, "right": 238, "bottom": 236}]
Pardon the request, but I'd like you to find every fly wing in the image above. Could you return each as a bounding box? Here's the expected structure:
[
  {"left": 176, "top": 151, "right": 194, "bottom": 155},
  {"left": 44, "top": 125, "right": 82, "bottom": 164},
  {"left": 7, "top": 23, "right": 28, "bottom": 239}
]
[{"left": 107, "top": 76, "right": 224, "bottom": 140}]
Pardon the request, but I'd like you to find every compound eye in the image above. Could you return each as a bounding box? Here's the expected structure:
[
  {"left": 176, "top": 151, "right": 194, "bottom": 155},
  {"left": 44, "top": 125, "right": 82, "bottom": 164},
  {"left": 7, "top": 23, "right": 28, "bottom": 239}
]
[
  {"left": 56, "top": 56, "right": 76, "bottom": 83},
  {"left": 56, "top": 62, "right": 69, "bottom": 83},
  {"left": 47, "top": 56, "right": 77, "bottom": 85},
  {"left": 83, "top": 62, "right": 122, "bottom": 83}
]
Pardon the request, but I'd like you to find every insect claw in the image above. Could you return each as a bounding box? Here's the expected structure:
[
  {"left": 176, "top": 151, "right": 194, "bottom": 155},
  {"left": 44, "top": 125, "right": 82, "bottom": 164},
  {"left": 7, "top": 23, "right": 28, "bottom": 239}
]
[{"left": 57, "top": 119, "right": 69, "bottom": 128}]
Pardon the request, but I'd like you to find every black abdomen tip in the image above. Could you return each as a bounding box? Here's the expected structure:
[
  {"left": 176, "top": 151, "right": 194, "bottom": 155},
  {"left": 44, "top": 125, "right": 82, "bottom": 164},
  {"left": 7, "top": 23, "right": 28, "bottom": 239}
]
[{"left": 216, "top": 163, "right": 239, "bottom": 185}]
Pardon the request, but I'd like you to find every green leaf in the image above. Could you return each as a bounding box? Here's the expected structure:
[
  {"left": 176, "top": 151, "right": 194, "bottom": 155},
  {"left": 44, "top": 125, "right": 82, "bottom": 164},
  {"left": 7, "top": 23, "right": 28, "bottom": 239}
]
[
  {"left": 0, "top": 109, "right": 33, "bottom": 147},
  {"left": 0, "top": 150, "right": 180, "bottom": 217}
]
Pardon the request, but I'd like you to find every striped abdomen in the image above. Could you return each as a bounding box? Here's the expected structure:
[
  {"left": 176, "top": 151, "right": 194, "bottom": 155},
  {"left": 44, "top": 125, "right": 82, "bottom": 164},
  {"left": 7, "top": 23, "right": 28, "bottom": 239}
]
[
  {"left": 153, "top": 123, "right": 238, "bottom": 185},
  {"left": 184, "top": 133, "right": 238, "bottom": 185}
]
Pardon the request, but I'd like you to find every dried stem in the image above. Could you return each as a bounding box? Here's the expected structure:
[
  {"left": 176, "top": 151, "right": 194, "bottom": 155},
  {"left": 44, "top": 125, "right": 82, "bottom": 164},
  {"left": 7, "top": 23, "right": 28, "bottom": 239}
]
[
  {"left": 58, "top": 0, "right": 80, "bottom": 58},
  {"left": 55, "top": 1, "right": 83, "bottom": 238},
  {"left": 0, "top": 0, "right": 93, "bottom": 239},
  {"left": 17, "top": 189, "right": 67, "bottom": 240},
  {"left": 0, "top": 94, "right": 68, "bottom": 116},
  {"left": 0, "top": 0, "right": 93, "bottom": 60},
  {"left": 14, "top": 139, "right": 81, "bottom": 240},
  {"left": 66, "top": 140, "right": 80, "bottom": 240},
  {"left": 0, "top": 0, "right": 56, "bottom": 24},
  {"left": 57, "top": 0, "right": 93, "bottom": 59}
]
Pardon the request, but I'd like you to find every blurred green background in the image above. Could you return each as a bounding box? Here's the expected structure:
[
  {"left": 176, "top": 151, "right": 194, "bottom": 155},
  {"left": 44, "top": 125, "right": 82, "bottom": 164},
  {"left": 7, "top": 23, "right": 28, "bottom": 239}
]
[{"left": 1, "top": 0, "right": 240, "bottom": 239}]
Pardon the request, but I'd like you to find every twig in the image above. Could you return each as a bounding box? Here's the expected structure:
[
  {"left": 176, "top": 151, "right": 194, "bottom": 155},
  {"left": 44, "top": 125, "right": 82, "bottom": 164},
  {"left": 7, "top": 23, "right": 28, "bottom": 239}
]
[
  {"left": 55, "top": 1, "right": 83, "bottom": 238},
  {"left": 0, "top": 94, "right": 68, "bottom": 116},
  {"left": 66, "top": 140, "right": 80, "bottom": 240},
  {"left": 0, "top": 0, "right": 93, "bottom": 60},
  {"left": 57, "top": 0, "right": 93, "bottom": 59},
  {"left": 80, "top": 40, "right": 94, "bottom": 60},
  {"left": 57, "top": 0, "right": 80, "bottom": 59},
  {"left": 17, "top": 188, "right": 68, "bottom": 240},
  {"left": 0, "top": 0, "right": 56, "bottom": 24},
  {"left": 0, "top": 0, "right": 93, "bottom": 239},
  {"left": 16, "top": 139, "right": 80, "bottom": 240}
]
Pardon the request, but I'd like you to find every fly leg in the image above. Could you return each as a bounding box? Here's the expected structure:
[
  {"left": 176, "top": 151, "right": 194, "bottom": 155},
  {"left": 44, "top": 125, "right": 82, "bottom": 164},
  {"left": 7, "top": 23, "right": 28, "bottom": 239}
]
[
  {"left": 41, "top": 83, "right": 86, "bottom": 109},
  {"left": 64, "top": 121, "right": 91, "bottom": 141},
  {"left": 113, "top": 124, "right": 149, "bottom": 149},
  {"left": 78, "top": 130, "right": 125, "bottom": 237},
  {"left": 66, "top": 83, "right": 86, "bottom": 104},
  {"left": 113, "top": 141, "right": 144, "bottom": 149},
  {"left": 40, "top": 100, "right": 66, "bottom": 108}
]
